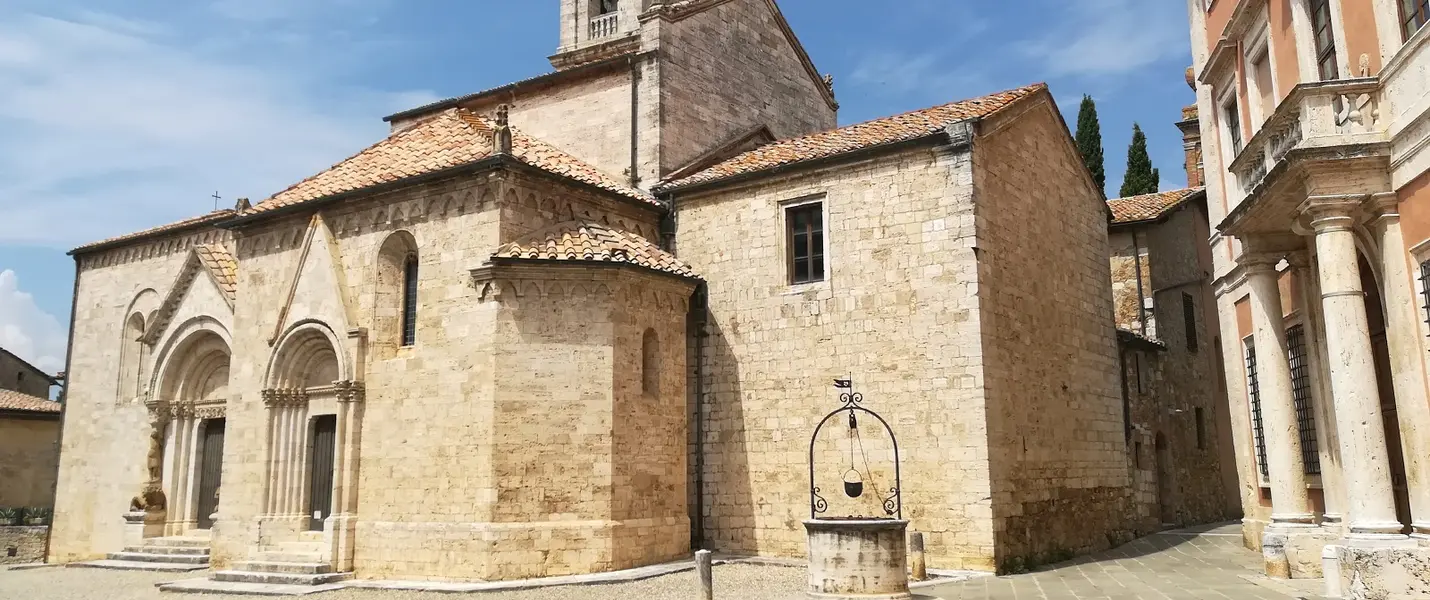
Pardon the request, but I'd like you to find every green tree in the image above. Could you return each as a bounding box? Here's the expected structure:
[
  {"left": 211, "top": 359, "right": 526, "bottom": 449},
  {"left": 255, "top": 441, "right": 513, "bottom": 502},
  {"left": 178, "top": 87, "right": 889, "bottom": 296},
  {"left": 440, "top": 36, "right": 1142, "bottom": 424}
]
[
  {"left": 1120, "top": 123, "right": 1160, "bottom": 197},
  {"left": 1074, "top": 95, "right": 1106, "bottom": 192}
]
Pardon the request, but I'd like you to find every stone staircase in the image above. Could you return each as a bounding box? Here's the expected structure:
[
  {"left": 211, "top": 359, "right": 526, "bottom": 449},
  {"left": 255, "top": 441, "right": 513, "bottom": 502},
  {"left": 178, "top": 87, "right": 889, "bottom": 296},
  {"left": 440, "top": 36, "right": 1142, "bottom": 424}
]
[
  {"left": 212, "top": 540, "right": 350, "bottom": 586},
  {"left": 71, "top": 535, "right": 210, "bottom": 572}
]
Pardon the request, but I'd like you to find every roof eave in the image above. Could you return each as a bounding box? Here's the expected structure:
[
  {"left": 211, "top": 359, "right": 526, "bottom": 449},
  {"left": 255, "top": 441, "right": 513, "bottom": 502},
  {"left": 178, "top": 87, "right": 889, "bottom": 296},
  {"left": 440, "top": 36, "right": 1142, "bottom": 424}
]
[
  {"left": 68, "top": 213, "right": 235, "bottom": 257},
  {"left": 483, "top": 257, "right": 703, "bottom": 284}
]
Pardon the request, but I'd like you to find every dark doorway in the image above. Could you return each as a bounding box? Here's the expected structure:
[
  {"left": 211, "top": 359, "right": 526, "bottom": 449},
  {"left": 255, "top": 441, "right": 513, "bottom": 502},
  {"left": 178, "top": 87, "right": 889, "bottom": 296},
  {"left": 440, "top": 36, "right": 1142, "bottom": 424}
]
[
  {"left": 1155, "top": 432, "right": 1175, "bottom": 528},
  {"left": 196, "top": 419, "right": 226, "bottom": 530},
  {"left": 307, "top": 415, "right": 337, "bottom": 532}
]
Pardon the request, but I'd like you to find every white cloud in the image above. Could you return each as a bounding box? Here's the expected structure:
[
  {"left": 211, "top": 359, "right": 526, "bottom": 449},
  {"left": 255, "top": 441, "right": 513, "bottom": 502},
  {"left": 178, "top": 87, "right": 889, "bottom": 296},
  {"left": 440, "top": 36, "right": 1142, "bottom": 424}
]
[
  {"left": 1022, "top": 0, "right": 1190, "bottom": 77},
  {"left": 0, "top": 270, "right": 66, "bottom": 374},
  {"left": 0, "top": 9, "right": 438, "bottom": 247},
  {"left": 849, "top": 51, "right": 990, "bottom": 101}
]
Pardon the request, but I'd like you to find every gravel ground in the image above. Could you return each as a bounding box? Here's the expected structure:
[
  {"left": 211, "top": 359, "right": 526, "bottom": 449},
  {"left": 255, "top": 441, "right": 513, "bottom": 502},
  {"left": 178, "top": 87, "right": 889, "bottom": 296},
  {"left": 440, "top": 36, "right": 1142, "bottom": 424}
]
[{"left": 0, "top": 563, "right": 807, "bottom": 600}]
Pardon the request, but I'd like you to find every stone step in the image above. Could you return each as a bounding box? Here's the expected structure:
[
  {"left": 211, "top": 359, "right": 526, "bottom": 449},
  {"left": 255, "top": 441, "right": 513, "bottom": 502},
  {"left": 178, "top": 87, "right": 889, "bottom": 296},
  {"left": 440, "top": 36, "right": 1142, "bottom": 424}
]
[
  {"left": 297, "top": 531, "right": 323, "bottom": 543},
  {"left": 122, "top": 545, "right": 209, "bottom": 557},
  {"left": 159, "top": 577, "right": 346, "bottom": 596},
  {"left": 255, "top": 552, "right": 324, "bottom": 564},
  {"left": 107, "top": 551, "right": 210, "bottom": 565},
  {"left": 144, "top": 536, "right": 210, "bottom": 548},
  {"left": 67, "top": 559, "right": 208, "bottom": 573},
  {"left": 234, "top": 561, "right": 332, "bottom": 575},
  {"left": 273, "top": 541, "right": 324, "bottom": 554},
  {"left": 213, "top": 570, "right": 351, "bottom": 586}
]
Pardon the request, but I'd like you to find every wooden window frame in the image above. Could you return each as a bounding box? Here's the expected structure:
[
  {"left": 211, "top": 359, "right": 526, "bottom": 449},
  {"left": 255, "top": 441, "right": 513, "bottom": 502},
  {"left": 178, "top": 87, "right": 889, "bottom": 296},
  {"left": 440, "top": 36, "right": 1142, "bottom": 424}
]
[
  {"left": 1310, "top": 0, "right": 1340, "bottom": 81},
  {"left": 401, "top": 253, "right": 418, "bottom": 347},
  {"left": 1404, "top": 0, "right": 1430, "bottom": 41},
  {"left": 785, "top": 199, "right": 826, "bottom": 286}
]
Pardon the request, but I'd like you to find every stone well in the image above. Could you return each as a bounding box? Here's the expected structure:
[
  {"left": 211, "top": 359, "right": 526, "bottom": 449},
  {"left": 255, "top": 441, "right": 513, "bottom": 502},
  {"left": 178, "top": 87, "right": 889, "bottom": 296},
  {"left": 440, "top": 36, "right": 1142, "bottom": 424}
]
[{"left": 804, "top": 518, "right": 911, "bottom": 600}]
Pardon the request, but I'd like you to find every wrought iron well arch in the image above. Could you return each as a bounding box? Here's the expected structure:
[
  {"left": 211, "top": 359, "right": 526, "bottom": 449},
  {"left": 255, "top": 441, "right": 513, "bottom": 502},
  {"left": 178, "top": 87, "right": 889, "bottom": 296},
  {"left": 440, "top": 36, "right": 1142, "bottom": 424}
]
[{"left": 808, "top": 378, "right": 902, "bottom": 519}]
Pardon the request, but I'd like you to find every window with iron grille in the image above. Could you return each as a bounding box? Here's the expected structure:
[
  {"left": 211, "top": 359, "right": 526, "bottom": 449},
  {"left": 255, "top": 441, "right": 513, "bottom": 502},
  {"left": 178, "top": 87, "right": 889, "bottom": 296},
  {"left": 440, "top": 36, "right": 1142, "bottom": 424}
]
[
  {"left": 1404, "top": 0, "right": 1429, "bottom": 40},
  {"left": 787, "top": 202, "right": 825, "bottom": 285},
  {"left": 1183, "top": 292, "right": 1199, "bottom": 352},
  {"left": 1286, "top": 325, "right": 1321, "bottom": 475},
  {"left": 1310, "top": 0, "right": 1340, "bottom": 81},
  {"left": 401, "top": 255, "right": 418, "bottom": 347},
  {"left": 1245, "top": 340, "right": 1269, "bottom": 478},
  {"left": 1420, "top": 259, "right": 1430, "bottom": 338}
]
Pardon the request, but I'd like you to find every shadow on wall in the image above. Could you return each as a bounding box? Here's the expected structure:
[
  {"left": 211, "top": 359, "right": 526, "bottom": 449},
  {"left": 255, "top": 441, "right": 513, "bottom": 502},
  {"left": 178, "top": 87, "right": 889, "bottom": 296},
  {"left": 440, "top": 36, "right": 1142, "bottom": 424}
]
[{"left": 693, "top": 317, "right": 756, "bottom": 555}]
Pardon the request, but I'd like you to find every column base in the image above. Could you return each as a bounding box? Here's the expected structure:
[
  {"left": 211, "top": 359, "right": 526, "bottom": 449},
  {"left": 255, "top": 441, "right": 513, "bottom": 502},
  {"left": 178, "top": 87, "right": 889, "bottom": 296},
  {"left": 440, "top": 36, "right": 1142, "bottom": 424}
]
[
  {"left": 1348, "top": 520, "right": 1409, "bottom": 537},
  {"left": 1263, "top": 525, "right": 1332, "bottom": 579},
  {"left": 1334, "top": 544, "right": 1430, "bottom": 599}
]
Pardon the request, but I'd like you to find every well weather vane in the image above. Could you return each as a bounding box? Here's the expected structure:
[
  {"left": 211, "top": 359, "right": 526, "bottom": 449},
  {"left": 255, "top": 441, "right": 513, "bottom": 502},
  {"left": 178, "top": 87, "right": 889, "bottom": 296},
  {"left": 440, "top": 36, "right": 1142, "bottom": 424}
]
[{"left": 808, "top": 377, "right": 902, "bottom": 520}]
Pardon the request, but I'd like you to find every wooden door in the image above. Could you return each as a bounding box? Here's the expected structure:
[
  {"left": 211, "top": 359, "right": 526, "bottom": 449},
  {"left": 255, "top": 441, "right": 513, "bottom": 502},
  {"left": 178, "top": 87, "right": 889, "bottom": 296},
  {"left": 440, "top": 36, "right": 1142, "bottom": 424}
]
[
  {"left": 196, "top": 419, "right": 226, "bottom": 530},
  {"left": 307, "top": 415, "right": 337, "bottom": 532}
]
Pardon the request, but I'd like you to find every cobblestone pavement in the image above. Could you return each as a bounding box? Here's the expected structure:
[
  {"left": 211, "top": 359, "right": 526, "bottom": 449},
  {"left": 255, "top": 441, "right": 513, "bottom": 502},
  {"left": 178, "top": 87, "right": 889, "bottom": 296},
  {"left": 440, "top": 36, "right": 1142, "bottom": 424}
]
[{"left": 924, "top": 523, "right": 1327, "bottom": 600}]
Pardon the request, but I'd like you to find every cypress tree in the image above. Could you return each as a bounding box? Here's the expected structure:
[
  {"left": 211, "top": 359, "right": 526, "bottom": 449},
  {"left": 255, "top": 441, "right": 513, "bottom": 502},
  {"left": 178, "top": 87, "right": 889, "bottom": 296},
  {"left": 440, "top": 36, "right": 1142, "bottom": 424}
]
[
  {"left": 1074, "top": 95, "right": 1106, "bottom": 192},
  {"left": 1120, "top": 123, "right": 1160, "bottom": 197}
]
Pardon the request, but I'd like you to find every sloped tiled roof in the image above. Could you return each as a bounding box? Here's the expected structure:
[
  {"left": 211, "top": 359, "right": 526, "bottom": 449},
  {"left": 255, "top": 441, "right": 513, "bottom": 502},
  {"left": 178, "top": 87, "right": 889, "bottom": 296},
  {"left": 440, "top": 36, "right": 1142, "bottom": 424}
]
[
  {"left": 71, "top": 209, "right": 235, "bottom": 255},
  {"left": 662, "top": 84, "right": 1046, "bottom": 191},
  {"left": 194, "top": 244, "right": 238, "bottom": 302},
  {"left": 245, "top": 109, "right": 656, "bottom": 217},
  {"left": 1108, "top": 187, "right": 1205, "bottom": 225},
  {"left": 0, "top": 389, "right": 61, "bottom": 414},
  {"left": 492, "top": 221, "right": 699, "bottom": 280}
]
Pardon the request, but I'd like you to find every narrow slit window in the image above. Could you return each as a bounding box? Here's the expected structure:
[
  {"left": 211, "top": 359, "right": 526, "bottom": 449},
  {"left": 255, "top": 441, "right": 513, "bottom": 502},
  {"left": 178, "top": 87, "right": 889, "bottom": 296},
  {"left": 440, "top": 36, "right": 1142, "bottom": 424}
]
[
  {"left": 401, "top": 254, "right": 418, "bottom": 347},
  {"left": 1183, "top": 292, "right": 1199, "bottom": 352},
  {"left": 1195, "top": 407, "right": 1207, "bottom": 450},
  {"left": 788, "top": 203, "right": 825, "bottom": 285}
]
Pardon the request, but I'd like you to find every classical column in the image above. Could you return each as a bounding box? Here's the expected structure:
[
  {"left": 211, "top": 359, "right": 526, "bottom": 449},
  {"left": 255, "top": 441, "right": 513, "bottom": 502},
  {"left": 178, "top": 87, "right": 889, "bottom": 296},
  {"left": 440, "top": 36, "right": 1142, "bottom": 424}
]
[
  {"left": 1304, "top": 197, "right": 1404, "bottom": 536},
  {"left": 1245, "top": 254, "right": 1316, "bottom": 525},
  {"left": 1367, "top": 195, "right": 1430, "bottom": 536},
  {"left": 1293, "top": 251, "right": 1346, "bottom": 529},
  {"left": 261, "top": 390, "right": 278, "bottom": 515},
  {"left": 276, "top": 399, "right": 294, "bottom": 517}
]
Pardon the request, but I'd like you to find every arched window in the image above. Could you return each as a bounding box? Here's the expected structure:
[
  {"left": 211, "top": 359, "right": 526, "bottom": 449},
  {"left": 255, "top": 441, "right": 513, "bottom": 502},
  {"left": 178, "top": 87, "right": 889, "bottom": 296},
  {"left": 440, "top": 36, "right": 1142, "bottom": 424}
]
[
  {"left": 376, "top": 231, "right": 418, "bottom": 350},
  {"left": 401, "top": 254, "right": 418, "bottom": 347},
  {"left": 641, "top": 328, "right": 659, "bottom": 396},
  {"left": 118, "top": 312, "right": 146, "bottom": 402}
]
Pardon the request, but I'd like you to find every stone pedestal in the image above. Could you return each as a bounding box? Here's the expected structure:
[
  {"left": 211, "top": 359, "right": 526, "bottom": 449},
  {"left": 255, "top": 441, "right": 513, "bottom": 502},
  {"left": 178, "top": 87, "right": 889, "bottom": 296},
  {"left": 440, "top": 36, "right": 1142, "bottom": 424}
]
[
  {"left": 804, "top": 519, "right": 911, "bottom": 600},
  {"left": 122, "top": 510, "right": 166, "bottom": 547},
  {"left": 1335, "top": 544, "right": 1430, "bottom": 599}
]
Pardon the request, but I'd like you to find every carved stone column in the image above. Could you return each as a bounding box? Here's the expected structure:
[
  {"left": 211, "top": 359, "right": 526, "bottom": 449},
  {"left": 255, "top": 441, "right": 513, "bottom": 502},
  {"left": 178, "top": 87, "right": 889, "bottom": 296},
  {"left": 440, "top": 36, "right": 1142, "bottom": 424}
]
[
  {"left": 329, "top": 380, "right": 364, "bottom": 572},
  {"left": 1366, "top": 195, "right": 1430, "bottom": 537},
  {"left": 1303, "top": 197, "right": 1404, "bottom": 537}
]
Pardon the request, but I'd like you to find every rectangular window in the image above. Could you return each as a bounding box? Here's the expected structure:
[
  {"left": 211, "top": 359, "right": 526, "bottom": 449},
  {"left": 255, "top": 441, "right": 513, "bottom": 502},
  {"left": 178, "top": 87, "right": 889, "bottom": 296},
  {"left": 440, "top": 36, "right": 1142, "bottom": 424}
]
[
  {"left": 1420, "top": 259, "right": 1430, "bottom": 337},
  {"left": 1224, "top": 99, "right": 1243, "bottom": 155},
  {"left": 787, "top": 202, "right": 825, "bottom": 285},
  {"left": 1250, "top": 50, "right": 1275, "bottom": 125},
  {"left": 1245, "top": 339, "right": 1269, "bottom": 478},
  {"left": 1183, "top": 292, "right": 1199, "bottom": 352},
  {"left": 1404, "top": 0, "right": 1429, "bottom": 40},
  {"left": 1311, "top": 0, "right": 1340, "bottom": 81},
  {"left": 401, "top": 256, "right": 418, "bottom": 347},
  {"left": 1286, "top": 325, "right": 1321, "bottom": 475},
  {"left": 1196, "top": 407, "right": 1207, "bottom": 450}
]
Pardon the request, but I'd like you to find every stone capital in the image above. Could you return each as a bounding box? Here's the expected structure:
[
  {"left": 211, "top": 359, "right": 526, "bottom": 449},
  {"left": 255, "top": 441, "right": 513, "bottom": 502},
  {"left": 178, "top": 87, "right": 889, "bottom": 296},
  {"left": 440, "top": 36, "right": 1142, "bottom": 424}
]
[
  {"left": 1298, "top": 195, "right": 1364, "bottom": 233},
  {"left": 1284, "top": 251, "right": 1312, "bottom": 271},
  {"left": 1240, "top": 253, "right": 1286, "bottom": 275}
]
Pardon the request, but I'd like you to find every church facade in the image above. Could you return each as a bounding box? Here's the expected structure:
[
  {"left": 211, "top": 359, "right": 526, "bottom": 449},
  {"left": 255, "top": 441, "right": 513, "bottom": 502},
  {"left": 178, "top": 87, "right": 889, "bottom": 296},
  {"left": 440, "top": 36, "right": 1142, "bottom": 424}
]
[{"left": 51, "top": 0, "right": 1225, "bottom": 583}]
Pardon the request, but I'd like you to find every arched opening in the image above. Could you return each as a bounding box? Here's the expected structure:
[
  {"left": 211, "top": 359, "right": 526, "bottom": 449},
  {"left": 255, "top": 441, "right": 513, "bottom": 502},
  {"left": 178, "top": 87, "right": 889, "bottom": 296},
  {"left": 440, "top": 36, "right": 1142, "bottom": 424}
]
[
  {"left": 1359, "top": 252, "right": 1412, "bottom": 531},
  {"left": 642, "top": 328, "right": 659, "bottom": 396},
  {"left": 152, "top": 326, "right": 232, "bottom": 532},
  {"left": 118, "top": 312, "right": 146, "bottom": 403},
  {"left": 376, "top": 231, "right": 419, "bottom": 350},
  {"left": 263, "top": 323, "right": 345, "bottom": 532}
]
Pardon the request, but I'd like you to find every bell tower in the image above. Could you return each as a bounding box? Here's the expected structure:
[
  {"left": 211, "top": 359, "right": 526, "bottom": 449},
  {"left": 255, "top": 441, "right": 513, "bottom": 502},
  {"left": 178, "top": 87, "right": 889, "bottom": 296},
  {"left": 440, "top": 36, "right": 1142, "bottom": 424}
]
[{"left": 554, "top": 0, "right": 651, "bottom": 68}]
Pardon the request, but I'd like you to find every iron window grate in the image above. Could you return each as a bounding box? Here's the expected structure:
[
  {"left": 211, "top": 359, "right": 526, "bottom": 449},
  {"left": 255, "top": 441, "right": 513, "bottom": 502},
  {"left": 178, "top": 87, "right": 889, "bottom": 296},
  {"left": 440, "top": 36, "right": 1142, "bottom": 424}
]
[
  {"left": 1286, "top": 325, "right": 1321, "bottom": 475},
  {"left": 1420, "top": 260, "right": 1430, "bottom": 337},
  {"left": 401, "top": 255, "right": 419, "bottom": 346},
  {"left": 1246, "top": 341, "right": 1269, "bottom": 478}
]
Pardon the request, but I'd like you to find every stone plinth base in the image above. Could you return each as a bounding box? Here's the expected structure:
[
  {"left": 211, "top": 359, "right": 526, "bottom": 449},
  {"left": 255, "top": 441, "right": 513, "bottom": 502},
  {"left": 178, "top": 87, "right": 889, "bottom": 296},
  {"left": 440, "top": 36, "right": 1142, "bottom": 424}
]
[
  {"left": 804, "top": 519, "right": 910, "bottom": 600},
  {"left": 1261, "top": 525, "right": 1328, "bottom": 579},
  {"left": 122, "top": 511, "right": 165, "bottom": 548},
  {"left": 1332, "top": 542, "right": 1430, "bottom": 600}
]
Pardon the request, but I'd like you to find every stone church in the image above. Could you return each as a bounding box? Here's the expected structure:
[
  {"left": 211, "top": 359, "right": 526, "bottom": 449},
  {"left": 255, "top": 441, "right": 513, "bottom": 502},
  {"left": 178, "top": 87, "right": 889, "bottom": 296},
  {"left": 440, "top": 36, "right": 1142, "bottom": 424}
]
[{"left": 51, "top": 0, "right": 1207, "bottom": 585}]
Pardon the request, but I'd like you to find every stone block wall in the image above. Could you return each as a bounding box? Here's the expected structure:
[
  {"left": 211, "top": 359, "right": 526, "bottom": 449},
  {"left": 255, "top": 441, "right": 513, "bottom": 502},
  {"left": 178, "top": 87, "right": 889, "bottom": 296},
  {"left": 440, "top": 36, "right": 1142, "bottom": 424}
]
[
  {"left": 0, "top": 416, "right": 60, "bottom": 508},
  {"left": 0, "top": 353, "right": 52, "bottom": 398},
  {"left": 674, "top": 146, "right": 997, "bottom": 570},
  {"left": 971, "top": 95, "right": 1130, "bottom": 568},
  {"left": 0, "top": 526, "right": 47, "bottom": 564},
  {"left": 1109, "top": 231, "right": 1154, "bottom": 336},
  {"left": 657, "top": 0, "right": 836, "bottom": 175}
]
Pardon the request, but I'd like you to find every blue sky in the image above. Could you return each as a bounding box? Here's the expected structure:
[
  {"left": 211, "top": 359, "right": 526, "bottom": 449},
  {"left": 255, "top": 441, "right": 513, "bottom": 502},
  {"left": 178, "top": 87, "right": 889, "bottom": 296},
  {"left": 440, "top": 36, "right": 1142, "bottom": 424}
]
[{"left": 0, "top": 0, "right": 1195, "bottom": 375}]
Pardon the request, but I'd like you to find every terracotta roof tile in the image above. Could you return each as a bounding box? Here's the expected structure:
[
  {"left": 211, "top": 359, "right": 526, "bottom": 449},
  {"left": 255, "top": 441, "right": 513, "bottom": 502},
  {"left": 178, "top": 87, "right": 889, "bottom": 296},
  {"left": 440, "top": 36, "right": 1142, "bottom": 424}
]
[
  {"left": 194, "top": 244, "right": 238, "bottom": 302},
  {"left": 1108, "top": 187, "right": 1205, "bottom": 225},
  {"left": 71, "top": 210, "right": 235, "bottom": 255},
  {"left": 493, "top": 221, "right": 699, "bottom": 280},
  {"left": 245, "top": 109, "right": 655, "bottom": 217},
  {"left": 662, "top": 84, "right": 1046, "bottom": 190},
  {"left": 0, "top": 389, "right": 61, "bottom": 414}
]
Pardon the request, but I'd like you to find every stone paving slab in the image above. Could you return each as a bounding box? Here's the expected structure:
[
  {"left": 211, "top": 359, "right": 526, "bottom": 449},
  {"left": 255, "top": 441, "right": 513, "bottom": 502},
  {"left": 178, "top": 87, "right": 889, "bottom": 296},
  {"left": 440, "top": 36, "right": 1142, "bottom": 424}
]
[
  {"left": 344, "top": 558, "right": 706, "bottom": 593},
  {"left": 157, "top": 578, "right": 345, "bottom": 596}
]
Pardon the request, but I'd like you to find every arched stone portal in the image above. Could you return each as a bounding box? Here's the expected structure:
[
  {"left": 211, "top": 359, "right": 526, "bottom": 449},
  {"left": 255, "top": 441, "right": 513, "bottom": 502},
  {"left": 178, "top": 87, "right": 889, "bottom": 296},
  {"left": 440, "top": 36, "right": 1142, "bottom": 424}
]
[
  {"left": 258, "top": 321, "right": 363, "bottom": 571},
  {"left": 147, "top": 321, "right": 233, "bottom": 536}
]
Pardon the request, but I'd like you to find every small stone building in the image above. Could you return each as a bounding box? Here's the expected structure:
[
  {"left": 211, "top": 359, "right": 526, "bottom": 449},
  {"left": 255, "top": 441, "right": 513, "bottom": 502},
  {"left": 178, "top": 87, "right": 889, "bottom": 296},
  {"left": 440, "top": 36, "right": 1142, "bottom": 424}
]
[{"left": 50, "top": 0, "right": 1230, "bottom": 583}]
